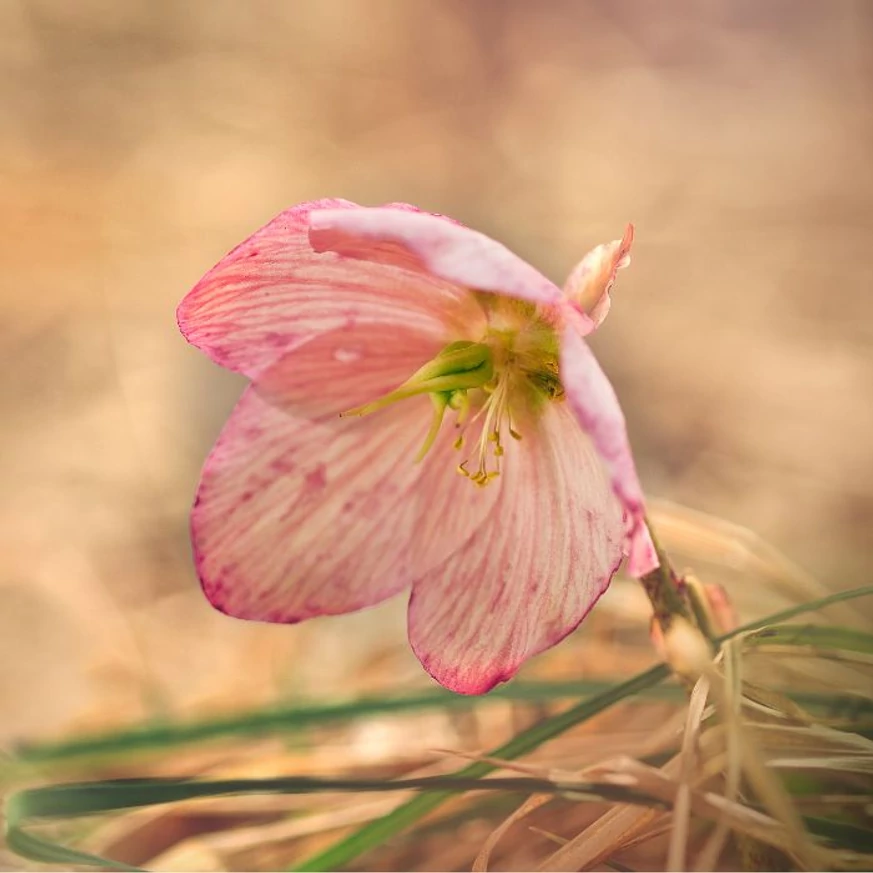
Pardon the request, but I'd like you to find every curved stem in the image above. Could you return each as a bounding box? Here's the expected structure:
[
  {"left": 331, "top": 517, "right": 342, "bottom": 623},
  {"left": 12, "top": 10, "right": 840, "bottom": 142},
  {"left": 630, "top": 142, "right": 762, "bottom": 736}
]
[{"left": 638, "top": 514, "right": 694, "bottom": 635}]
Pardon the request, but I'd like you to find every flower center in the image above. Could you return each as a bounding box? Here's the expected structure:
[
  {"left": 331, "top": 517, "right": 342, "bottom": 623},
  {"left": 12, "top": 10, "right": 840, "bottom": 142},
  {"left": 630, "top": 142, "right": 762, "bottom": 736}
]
[{"left": 343, "top": 312, "right": 563, "bottom": 486}]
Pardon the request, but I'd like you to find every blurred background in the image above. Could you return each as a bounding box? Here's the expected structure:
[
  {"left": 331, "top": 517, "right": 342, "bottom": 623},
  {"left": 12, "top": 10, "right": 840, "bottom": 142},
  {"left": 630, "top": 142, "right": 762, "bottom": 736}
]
[{"left": 2, "top": 0, "right": 872, "bottom": 759}]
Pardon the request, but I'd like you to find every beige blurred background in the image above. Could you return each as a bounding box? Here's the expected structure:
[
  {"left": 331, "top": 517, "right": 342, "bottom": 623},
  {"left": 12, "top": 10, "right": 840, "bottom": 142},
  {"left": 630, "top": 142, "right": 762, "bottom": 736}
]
[{"left": 2, "top": 0, "right": 872, "bottom": 742}]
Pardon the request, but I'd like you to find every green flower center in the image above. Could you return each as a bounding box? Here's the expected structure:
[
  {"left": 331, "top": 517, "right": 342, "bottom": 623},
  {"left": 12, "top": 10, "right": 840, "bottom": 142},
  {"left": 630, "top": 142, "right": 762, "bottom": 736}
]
[{"left": 343, "top": 307, "right": 563, "bottom": 486}]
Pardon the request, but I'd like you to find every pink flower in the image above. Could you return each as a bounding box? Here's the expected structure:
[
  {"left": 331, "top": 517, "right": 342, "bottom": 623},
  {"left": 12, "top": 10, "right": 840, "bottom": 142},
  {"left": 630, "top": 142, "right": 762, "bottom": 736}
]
[{"left": 177, "top": 200, "right": 657, "bottom": 694}]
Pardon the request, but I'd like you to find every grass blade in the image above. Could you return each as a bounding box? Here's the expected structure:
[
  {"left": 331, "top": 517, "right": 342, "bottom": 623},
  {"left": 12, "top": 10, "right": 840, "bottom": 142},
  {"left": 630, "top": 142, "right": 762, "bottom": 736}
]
[
  {"left": 4, "top": 774, "right": 663, "bottom": 868},
  {"left": 14, "top": 679, "right": 679, "bottom": 766},
  {"left": 745, "top": 624, "right": 873, "bottom": 656}
]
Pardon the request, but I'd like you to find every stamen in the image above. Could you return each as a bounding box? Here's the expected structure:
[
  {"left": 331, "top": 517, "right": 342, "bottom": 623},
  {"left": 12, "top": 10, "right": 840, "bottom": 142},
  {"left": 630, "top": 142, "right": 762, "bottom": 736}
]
[
  {"left": 415, "top": 393, "right": 449, "bottom": 462},
  {"left": 450, "top": 370, "right": 516, "bottom": 487}
]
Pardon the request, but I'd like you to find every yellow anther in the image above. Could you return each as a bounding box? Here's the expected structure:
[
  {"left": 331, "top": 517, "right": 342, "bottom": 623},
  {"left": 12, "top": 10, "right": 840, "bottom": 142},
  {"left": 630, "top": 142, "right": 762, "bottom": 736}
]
[{"left": 453, "top": 436, "right": 464, "bottom": 451}]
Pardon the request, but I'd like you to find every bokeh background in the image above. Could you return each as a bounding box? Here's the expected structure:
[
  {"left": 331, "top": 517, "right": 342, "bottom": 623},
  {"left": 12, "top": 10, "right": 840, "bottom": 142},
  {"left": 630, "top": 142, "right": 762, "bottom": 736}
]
[{"left": 2, "top": 0, "right": 872, "bottom": 760}]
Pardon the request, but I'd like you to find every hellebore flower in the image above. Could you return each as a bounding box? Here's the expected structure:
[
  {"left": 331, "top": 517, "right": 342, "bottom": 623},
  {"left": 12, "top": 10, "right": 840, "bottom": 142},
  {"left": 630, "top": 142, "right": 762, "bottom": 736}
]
[{"left": 177, "top": 200, "right": 657, "bottom": 694}]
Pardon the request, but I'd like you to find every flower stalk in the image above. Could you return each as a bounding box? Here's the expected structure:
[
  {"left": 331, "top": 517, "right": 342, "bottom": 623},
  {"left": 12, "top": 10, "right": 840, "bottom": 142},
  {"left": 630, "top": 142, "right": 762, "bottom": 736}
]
[
  {"left": 639, "top": 518, "right": 725, "bottom": 661},
  {"left": 638, "top": 516, "right": 694, "bottom": 635}
]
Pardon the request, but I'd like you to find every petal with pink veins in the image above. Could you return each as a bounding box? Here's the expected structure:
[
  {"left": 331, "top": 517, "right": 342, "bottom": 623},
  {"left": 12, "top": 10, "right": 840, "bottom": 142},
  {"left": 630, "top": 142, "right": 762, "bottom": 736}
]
[
  {"left": 309, "top": 207, "right": 564, "bottom": 307},
  {"left": 254, "top": 319, "right": 454, "bottom": 420},
  {"left": 407, "top": 401, "right": 625, "bottom": 694},
  {"left": 177, "top": 199, "right": 480, "bottom": 378},
  {"left": 193, "top": 386, "right": 438, "bottom": 623},
  {"left": 410, "top": 414, "right": 503, "bottom": 579},
  {"left": 559, "top": 305, "right": 658, "bottom": 578}
]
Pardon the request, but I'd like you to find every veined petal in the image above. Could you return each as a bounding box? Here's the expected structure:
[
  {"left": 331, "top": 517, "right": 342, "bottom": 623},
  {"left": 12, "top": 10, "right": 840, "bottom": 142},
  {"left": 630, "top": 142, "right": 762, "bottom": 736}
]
[
  {"left": 559, "top": 305, "right": 658, "bottom": 578},
  {"left": 563, "top": 224, "right": 633, "bottom": 329},
  {"left": 410, "top": 414, "right": 503, "bottom": 578},
  {"left": 192, "top": 387, "right": 433, "bottom": 622},
  {"left": 407, "top": 402, "right": 625, "bottom": 694},
  {"left": 254, "top": 320, "right": 448, "bottom": 420},
  {"left": 309, "top": 207, "right": 563, "bottom": 307},
  {"left": 177, "top": 199, "right": 481, "bottom": 378}
]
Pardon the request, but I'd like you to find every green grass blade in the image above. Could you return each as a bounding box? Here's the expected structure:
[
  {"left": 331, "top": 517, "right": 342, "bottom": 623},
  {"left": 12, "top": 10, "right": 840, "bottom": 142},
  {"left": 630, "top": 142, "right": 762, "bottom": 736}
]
[
  {"left": 803, "top": 815, "right": 873, "bottom": 853},
  {"left": 4, "top": 823, "right": 142, "bottom": 871},
  {"left": 745, "top": 624, "right": 873, "bottom": 656},
  {"left": 4, "top": 774, "right": 663, "bottom": 868},
  {"left": 9, "top": 775, "right": 663, "bottom": 820},
  {"left": 13, "top": 683, "right": 870, "bottom": 773},
  {"left": 14, "top": 679, "right": 680, "bottom": 766},
  {"left": 718, "top": 585, "right": 873, "bottom": 638}
]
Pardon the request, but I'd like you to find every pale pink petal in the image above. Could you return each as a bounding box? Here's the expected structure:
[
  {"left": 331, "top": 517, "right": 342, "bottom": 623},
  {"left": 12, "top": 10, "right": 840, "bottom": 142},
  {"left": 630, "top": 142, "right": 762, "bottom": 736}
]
[
  {"left": 407, "top": 402, "right": 625, "bottom": 694},
  {"left": 410, "top": 414, "right": 503, "bottom": 578},
  {"left": 627, "top": 517, "right": 658, "bottom": 579},
  {"left": 563, "top": 224, "right": 634, "bottom": 329},
  {"left": 177, "top": 199, "right": 481, "bottom": 378},
  {"left": 193, "top": 387, "right": 436, "bottom": 622},
  {"left": 559, "top": 305, "right": 658, "bottom": 578},
  {"left": 309, "top": 207, "right": 563, "bottom": 307},
  {"left": 254, "top": 319, "right": 448, "bottom": 419}
]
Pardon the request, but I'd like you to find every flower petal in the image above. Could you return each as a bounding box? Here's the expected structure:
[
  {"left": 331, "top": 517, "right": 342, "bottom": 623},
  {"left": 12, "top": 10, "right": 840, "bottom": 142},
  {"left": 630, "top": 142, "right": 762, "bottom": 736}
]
[
  {"left": 177, "top": 199, "right": 480, "bottom": 378},
  {"left": 559, "top": 306, "right": 658, "bottom": 577},
  {"left": 254, "top": 319, "right": 449, "bottom": 420},
  {"left": 410, "top": 414, "right": 503, "bottom": 578},
  {"left": 309, "top": 207, "right": 563, "bottom": 307},
  {"left": 407, "top": 401, "right": 625, "bottom": 694},
  {"left": 192, "top": 386, "right": 434, "bottom": 622},
  {"left": 563, "top": 224, "right": 633, "bottom": 329}
]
